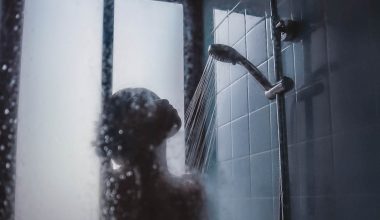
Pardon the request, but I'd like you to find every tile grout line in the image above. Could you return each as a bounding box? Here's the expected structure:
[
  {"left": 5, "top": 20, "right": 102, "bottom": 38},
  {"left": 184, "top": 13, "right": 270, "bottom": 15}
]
[{"left": 211, "top": 1, "right": 241, "bottom": 35}]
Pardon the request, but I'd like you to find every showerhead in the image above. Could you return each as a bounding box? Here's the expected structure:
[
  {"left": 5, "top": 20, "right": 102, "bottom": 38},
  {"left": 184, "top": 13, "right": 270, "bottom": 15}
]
[
  {"left": 208, "top": 44, "right": 245, "bottom": 65},
  {"left": 208, "top": 43, "right": 275, "bottom": 94}
]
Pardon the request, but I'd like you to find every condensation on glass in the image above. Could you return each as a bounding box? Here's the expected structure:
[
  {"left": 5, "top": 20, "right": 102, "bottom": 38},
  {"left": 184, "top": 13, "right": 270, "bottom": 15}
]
[
  {"left": 15, "top": 0, "right": 103, "bottom": 219},
  {"left": 12, "top": 0, "right": 204, "bottom": 220}
]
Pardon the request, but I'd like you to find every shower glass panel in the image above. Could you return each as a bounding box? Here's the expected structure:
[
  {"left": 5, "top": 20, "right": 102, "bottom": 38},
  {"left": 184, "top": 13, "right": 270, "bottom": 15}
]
[
  {"left": 15, "top": 0, "right": 103, "bottom": 219},
  {"left": 14, "top": 0, "right": 184, "bottom": 219},
  {"left": 113, "top": 0, "right": 185, "bottom": 175}
]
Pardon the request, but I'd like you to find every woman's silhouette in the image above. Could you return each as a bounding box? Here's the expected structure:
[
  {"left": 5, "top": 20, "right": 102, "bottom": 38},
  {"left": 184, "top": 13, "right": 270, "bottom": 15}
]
[{"left": 99, "top": 88, "right": 207, "bottom": 220}]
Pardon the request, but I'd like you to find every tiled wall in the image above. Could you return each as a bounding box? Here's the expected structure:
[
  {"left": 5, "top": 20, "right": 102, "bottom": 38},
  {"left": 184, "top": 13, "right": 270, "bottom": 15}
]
[
  {"left": 211, "top": 0, "right": 380, "bottom": 219},
  {"left": 214, "top": 7, "right": 279, "bottom": 220}
]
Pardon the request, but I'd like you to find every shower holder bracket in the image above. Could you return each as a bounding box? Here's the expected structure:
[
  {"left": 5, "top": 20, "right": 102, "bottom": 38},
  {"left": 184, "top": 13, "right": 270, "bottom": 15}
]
[
  {"left": 275, "top": 20, "right": 299, "bottom": 42},
  {"left": 265, "top": 76, "right": 294, "bottom": 100}
]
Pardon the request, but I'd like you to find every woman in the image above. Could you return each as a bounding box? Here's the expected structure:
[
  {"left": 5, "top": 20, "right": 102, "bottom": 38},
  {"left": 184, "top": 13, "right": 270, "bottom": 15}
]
[{"left": 99, "top": 88, "right": 207, "bottom": 220}]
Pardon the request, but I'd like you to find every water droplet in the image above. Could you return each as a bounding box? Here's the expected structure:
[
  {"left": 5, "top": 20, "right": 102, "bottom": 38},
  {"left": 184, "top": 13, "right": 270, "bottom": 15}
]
[
  {"left": 117, "top": 145, "right": 122, "bottom": 151},
  {"left": 126, "top": 171, "right": 133, "bottom": 177},
  {"left": 5, "top": 187, "right": 11, "bottom": 194},
  {"left": 0, "top": 145, "right": 5, "bottom": 151},
  {"left": 2, "top": 125, "right": 7, "bottom": 130},
  {"left": 5, "top": 163, "right": 10, "bottom": 169},
  {"left": 152, "top": 164, "right": 158, "bottom": 170},
  {"left": 9, "top": 79, "right": 15, "bottom": 86},
  {"left": 1, "top": 65, "right": 7, "bottom": 71},
  {"left": 104, "top": 135, "right": 110, "bottom": 144},
  {"left": 102, "top": 207, "right": 108, "bottom": 215},
  {"left": 15, "top": 14, "right": 20, "bottom": 19},
  {"left": 118, "top": 129, "right": 124, "bottom": 135},
  {"left": 13, "top": 26, "right": 19, "bottom": 31},
  {"left": 111, "top": 159, "right": 121, "bottom": 170},
  {"left": 4, "top": 109, "right": 9, "bottom": 115}
]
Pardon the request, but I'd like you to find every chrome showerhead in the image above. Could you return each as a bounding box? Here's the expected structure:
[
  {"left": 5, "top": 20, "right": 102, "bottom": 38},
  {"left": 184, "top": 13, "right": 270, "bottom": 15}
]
[
  {"left": 208, "top": 43, "right": 293, "bottom": 99},
  {"left": 208, "top": 44, "right": 244, "bottom": 65}
]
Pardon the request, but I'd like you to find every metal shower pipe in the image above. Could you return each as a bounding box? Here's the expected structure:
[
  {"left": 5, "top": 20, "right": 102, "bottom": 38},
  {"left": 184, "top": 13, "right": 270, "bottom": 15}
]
[{"left": 270, "top": 0, "right": 295, "bottom": 219}]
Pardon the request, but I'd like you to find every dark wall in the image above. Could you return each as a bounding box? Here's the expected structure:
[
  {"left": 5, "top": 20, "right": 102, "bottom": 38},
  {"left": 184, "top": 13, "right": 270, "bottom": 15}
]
[
  {"left": 285, "top": 0, "right": 380, "bottom": 218},
  {"left": 205, "top": 0, "right": 380, "bottom": 219}
]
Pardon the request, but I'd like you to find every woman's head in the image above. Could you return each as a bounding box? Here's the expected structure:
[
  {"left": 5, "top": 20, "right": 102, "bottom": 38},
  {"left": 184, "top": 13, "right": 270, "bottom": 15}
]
[{"left": 98, "top": 88, "right": 181, "bottom": 161}]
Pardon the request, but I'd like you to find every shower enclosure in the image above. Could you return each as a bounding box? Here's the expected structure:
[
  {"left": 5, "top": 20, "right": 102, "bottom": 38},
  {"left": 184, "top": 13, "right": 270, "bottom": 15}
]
[
  {"left": 1, "top": 0, "right": 186, "bottom": 219},
  {"left": 1, "top": 0, "right": 380, "bottom": 219}
]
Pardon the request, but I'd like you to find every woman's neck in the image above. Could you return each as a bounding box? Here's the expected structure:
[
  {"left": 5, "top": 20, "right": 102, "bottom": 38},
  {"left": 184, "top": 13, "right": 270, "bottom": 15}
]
[{"left": 135, "top": 141, "right": 169, "bottom": 178}]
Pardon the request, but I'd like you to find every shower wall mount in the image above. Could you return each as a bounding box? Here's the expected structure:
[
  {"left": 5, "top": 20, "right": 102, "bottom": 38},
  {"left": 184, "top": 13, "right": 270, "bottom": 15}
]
[{"left": 275, "top": 19, "right": 299, "bottom": 42}]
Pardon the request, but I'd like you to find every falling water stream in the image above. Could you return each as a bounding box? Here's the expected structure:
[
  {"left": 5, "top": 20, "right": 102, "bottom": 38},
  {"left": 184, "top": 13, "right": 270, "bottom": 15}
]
[{"left": 185, "top": 56, "right": 217, "bottom": 173}]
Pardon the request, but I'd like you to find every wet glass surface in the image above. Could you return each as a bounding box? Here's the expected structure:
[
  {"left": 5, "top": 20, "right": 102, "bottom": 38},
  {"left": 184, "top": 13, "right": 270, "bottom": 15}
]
[
  {"left": 10, "top": 0, "right": 205, "bottom": 220},
  {"left": 3, "top": 0, "right": 380, "bottom": 219}
]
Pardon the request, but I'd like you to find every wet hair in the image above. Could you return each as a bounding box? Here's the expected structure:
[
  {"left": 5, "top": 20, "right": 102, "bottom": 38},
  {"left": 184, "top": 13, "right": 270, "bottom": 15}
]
[{"left": 98, "top": 88, "right": 181, "bottom": 160}]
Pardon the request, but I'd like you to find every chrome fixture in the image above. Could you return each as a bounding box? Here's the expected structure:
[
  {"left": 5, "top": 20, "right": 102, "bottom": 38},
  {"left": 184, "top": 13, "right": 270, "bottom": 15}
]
[{"left": 208, "top": 43, "right": 294, "bottom": 100}]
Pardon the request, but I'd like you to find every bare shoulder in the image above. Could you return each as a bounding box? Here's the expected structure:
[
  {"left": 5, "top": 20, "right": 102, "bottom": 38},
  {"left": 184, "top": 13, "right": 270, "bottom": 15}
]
[
  {"left": 165, "top": 173, "right": 207, "bottom": 208},
  {"left": 180, "top": 173, "right": 204, "bottom": 195}
]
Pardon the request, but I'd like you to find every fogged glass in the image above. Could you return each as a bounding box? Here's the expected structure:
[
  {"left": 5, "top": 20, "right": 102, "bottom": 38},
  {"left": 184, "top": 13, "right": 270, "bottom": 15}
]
[
  {"left": 15, "top": 0, "right": 103, "bottom": 219},
  {"left": 113, "top": 0, "right": 185, "bottom": 175},
  {"left": 14, "top": 0, "right": 190, "bottom": 220}
]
